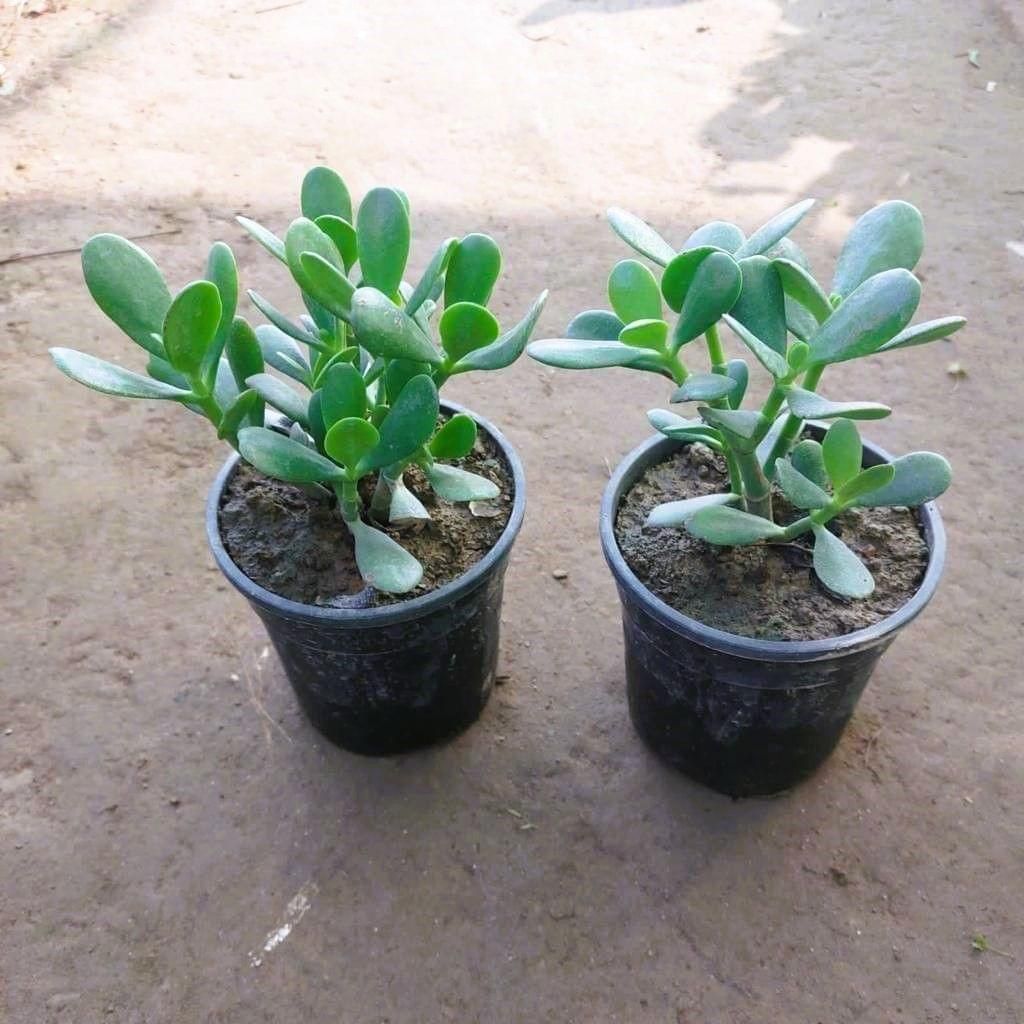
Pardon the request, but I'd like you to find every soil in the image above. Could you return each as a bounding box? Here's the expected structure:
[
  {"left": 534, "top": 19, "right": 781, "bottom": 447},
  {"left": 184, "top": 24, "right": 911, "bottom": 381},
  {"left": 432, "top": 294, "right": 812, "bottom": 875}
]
[
  {"left": 218, "top": 430, "right": 513, "bottom": 607},
  {"left": 3, "top": 2, "right": 1024, "bottom": 1023},
  {"left": 615, "top": 442, "right": 929, "bottom": 641}
]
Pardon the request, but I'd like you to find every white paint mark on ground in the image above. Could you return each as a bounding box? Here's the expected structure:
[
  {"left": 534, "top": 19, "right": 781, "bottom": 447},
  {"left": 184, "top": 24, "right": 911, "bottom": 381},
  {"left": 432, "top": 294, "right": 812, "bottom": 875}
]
[{"left": 248, "top": 882, "right": 317, "bottom": 967}]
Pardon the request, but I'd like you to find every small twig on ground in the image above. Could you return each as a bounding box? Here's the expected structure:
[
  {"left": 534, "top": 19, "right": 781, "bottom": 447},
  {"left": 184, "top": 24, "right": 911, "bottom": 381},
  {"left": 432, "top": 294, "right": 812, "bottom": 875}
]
[
  {"left": 255, "top": 0, "right": 304, "bottom": 13},
  {"left": 0, "top": 227, "right": 181, "bottom": 267}
]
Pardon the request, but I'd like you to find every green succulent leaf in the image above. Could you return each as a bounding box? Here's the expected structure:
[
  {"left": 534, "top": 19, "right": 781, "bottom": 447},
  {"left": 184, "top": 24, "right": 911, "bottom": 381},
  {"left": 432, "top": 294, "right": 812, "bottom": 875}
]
[
  {"left": 566, "top": 309, "right": 625, "bottom": 341},
  {"left": 449, "top": 290, "right": 547, "bottom": 374},
  {"left": 755, "top": 413, "right": 789, "bottom": 467},
  {"left": 298, "top": 251, "right": 355, "bottom": 319},
  {"left": 877, "top": 316, "right": 967, "bottom": 353},
  {"left": 247, "top": 290, "right": 324, "bottom": 349},
  {"left": 254, "top": 325, "right": 311, "bottom": 385},
  {"left": 812, "top": 524, "right": 874, "bottom": 598},
  {"left": 306, "top": 390, "right": 327, "bottom": 449},
  {"left": 319, "top": 362, "right": 366, "bottom": 427},
  {"left": 608, "top": 259, "right": 662, "bottom": 323},
  {"left": 355, "top": 187, "right": 410, "bottom": 297},
  {"left": 853, "top": 451, "right": 952, "bottom": 507},
  {"left": 389, "top": 476, "right": 430, "bottom": 525},
  {"left": 225, "top": 317, "right": 264, "bottom": 392},
  {"left": 324, "top": 416, "right": 380, "bottom": 469},
  {"left": 822, "top": 419, "right": 862, "bottom": 489},
  {"left": 730, "top": 256, "right": 787, "bottom": 355},
  {"left": 439, "top": 302, "right": 500, "bottom": 362},
  {"left": 349, "top": 287, "right": 442, "bottom": 365},
  {"left": 361, "top": 374, "right": 439, "bottom": 471},
  {"left": 606, "top": 207, "right": 676, "bottom": 266},
  {"left": 725, "top": 359, "right": 749, "bottom": 408},
  {"left": 672, "top": 251, "right": 743, "bottom": 349},
  {"left": 682, "top": 221, "right": 745, "bottom": 253},
  {"left": 526, "top": 338, "right": 657, "bottom": 370},
  {"left": 775, "top": 458, "right": 830, "bottom": 509},
  {"left": 808, "top": 268, "right": 921, "bottom": 365},
  {"left": 284, "top": 217, "right": 344, "bottom": 297},
  {"left": 773, "top": 257, "right": 833, "bottom": 325},
  {"left": 384, "top": 358, "right": 430, "bottom": 403},
  {"left": 424, "top": 462, "right": 499, "bottom": 502},
  {"left": 81, "top": 234, "right": 172, "bottom": 358},
  {"left": 348, "top": 518, "right": 423, "bottom": 594},
  {"left": 734, "top": 198, "right": 815, "bottom": 258},
  {"left": 784, "top": 387, "right": 891, "bottom": 420},
  {"left": 698, "top": 406, "right": 768, "bottom": 453},
  {"left": 618, "top": 318, "right": 669, "bottom": 349},
  {"left": 406, "top": 237, "right": 457, "bottom": 316},
  {"left": 646, "top": 492, "right": 740, "bottom": 528},
  {"left": 790, "top": 439, "right": 829, "bottom": 490},
  {"left": 163, "top": 280, "right": 222, "bottom": 377},
  {"left": 237, "top": 426, "right": 344, "bottom": 484},
  {"left": 301, "top": 166, "right": 353, "bottom": 223},
  {"left": 50, "top": 348, "right": 193, "bottom": 401},
  {"left": 203, "top": 242, "right": 238, "bottom": 381},
  {"left": 687, "top": 505, "right": 787, "bottom": 545},
  {"left": 671, "top": 372, "right": 738, "bottom": 403},
  {"left": 314, "top": 215, "right": 358, "bottom": 271},
  {"left": 236, "top": 216, "right": 287, "bottom": 263},
  {"left": 661, "top": 247, "right": 715, "bottom": 314},
  {"left": 444, "top": 233, "right": 501, "bottom": 307},
  {"left": 837, "top": 463, "right": 896, "bottom": 505},
  {"left": 429, "top": 413, "right": 477, "bottom": 460},
  {"left": 721, "top": 314, "right": 788, "bottom": 378},
  {"left": 146, "top": 355, "right": 191, "bottom": 392},
  {"left": 833, "top": 200, "right": 924, "bottom": 297},
  {"left": 217, "top": 389, "right": 262, "bottom": 441},
  {"left": 244, "top": 372, "right": 310, "bottom": 428},
  {"left": 647, "top": 408, "right": 723, "bottom": 445}
]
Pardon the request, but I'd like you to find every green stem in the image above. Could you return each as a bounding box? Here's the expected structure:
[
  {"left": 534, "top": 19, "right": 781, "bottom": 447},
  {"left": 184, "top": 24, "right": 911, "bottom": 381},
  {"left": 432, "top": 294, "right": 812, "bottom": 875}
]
[
  {"left": 764, "top": 362, "right": 825, "bottom": 478},
  {"left": 777, "top": 499, "right": 843, "bottom": 542},
  {"left": 704, "top": 324, "right": 728, "bottom": 375},
  {"left": 661, "top": 351, "right": 689, "bottom": 385},
  {"left": 370, "top": 464, "right": 405, "bottom": 522},
  {"left": 734, "top": 450, "right": 772, "bottom": 520},
  {"left": 333, "top": 479, "right": 361, "bottom": 524}
]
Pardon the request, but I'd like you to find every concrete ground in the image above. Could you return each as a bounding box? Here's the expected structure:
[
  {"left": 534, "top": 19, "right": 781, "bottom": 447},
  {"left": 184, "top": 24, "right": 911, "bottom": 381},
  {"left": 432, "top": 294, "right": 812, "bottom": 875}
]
[{"left": 2, "top": 1, "right": 1023, "bottom": 1021}]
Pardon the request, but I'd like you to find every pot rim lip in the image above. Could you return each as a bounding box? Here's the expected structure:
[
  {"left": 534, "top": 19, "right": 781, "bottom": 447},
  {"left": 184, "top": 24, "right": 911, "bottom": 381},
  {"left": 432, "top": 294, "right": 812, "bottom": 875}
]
[
  {"left": 206, "top": 399, "right": 525, "bottom": 627},
  {"left": 599, "top": 426, "right": 947, "bottom": 662}
]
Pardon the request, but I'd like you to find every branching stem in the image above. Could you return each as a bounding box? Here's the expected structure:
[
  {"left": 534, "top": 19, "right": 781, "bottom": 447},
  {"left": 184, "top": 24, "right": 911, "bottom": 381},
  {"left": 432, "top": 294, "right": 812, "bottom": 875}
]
[{"left": 764, "top": 362, "right": 825, "bottom": 477}]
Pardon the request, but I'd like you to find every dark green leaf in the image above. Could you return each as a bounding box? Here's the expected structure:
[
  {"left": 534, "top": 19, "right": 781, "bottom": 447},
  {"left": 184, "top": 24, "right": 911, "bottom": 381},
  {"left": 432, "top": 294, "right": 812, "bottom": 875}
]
[
  {"left": 301, "top": 166, "right": 353, "bottom": 223},
  {"left": 682, "top": 221, "right": 745, "bottom": 253},
  {"left": 444, "top": 233, "right": 501, "bottom": 307},
  {"left": 430, "top": 413, "right": 478, "bottom": 460},
  {"left": 853, "top": 451, "right": 952, "bottom": 507},
  {"left": 163, "top": 281, "right": 222, "bottom": 377},
  {"left": 566, "top": 309, "right": 625, "bottom": 341},
  {"left": 424, "top": 463, "right": 499, "bottom": 501},
  {"left": 735, "top": 198, "right": 815, "bottom": 258},
  {"left": 730, "top": 256, "right": 787, "bottom": 354},
  {"left": 357, "top": 187, "right": 410, "bottom": 296},
  {"left": 837, "top": 463, "right": 895, "bottom": 504},
  {"left": 237, "top": 426, "right": 344, "bottom": 484},
  {"left": 808, "top": 268, "right": 921, "bottom": 365},
  {"left": 202, "top": 242, "right": 238, "bottom": 382},
  {"left": 298, "top": 251, "right": 355, "bottom": 319},
  {"left": 687, "top": 505, "right": 787, "bottom": 544},
  {"left": 526, "top": 338, "right": 657, "bottom": 370},
  {"left": 877, "top": 316, "right": 966, "bottom": 353},
  {"left": 698, "top": 406, "right": 769, "bottom": 453},
  {"left": 384, "top": 358, "right": 430, "bottom": 403},
  {"left": 51, "top": 347, "right": 192, "bottom": 401},
  {"left": 217, "top": 389, "right": 262, "bottom": 442},
  {"left": 812, "top": 525, "right": 874, "bottom": 597},
  {"left": 285, "top": 217, "right": 343, "bottom": 296},
  {"left": 606, "top": 207, "right": 676, "bottom": 266},
  {"left": 307, "top": 390, "right": 326, "bottom": 449},
  {"left": 608, "top": 259, "right": 662, "bottom": 323},
  {"left": 361, "top": 374, "right": 439, "bottom": 470},
  {"left": 721, "top": 314, "right": 788, "bottom": 378},
  {"left": 785, "top": 387, "right": 891, "bottom": 420},
  {"left": 660, "top": 247, "right": 715, "bottom": 314},
  {"left": 775, "top": 458, "right": 830, "bottom": 509},
  {"left": 247, "top": 290, "right": 324, "bottom": 349},
  {"left": 822, "top": 418, "right": 862, "bottom": 489},
  {"left": 672, "top": 251, "right": 743, "bottom": 349},
  {"left": 646, "top": 492, "right": 739, "bottom": 528},
  {"left": 773, "top": 257, "right": 832, "bottom": 324},
  {"left": 348, "top": 518, "right": 423, "bottom": 593},
  {"left": 726, "top": 359, "right": 749, "bottom": 408},
  {"left": 832, "top": 200, "right": 924, "bottom": 297},
  {"left": 244, "top": 372, "right": 310, "bottom": 428},
  {"left": 350, "top": 287, "right": 442, "bottom": 364},
  {"left": 315, "top": 215, "right": 358, "bottom": 271},
  {"left": 236, "top": 216, "right": 287, "bottom": 262},
  {"left": 81, "top": 233, "right": 172, "bottom": 357},
  {"left": 671, "top": 372, "right": 737, "bottom": 402},
  {"left": 406, "top": 237, "right": 457, "bottom": 316},
  {"left": 790, "top": 439, "right": 829, "bottom": 489},
  {"left": 451, "top": 290, "right": 547, "bottom": 373},
  {"left": 226, "top": 317, "right": 264, "bottom": 391},
  {"left": 319, "top": 363, "right": 366, "bottom": 426},
  {"left": 146, "top": 355, "right": 191, "bottom": 391},
  {"left": 254, "top": 325, "right": 310, "bottom": 385},
  {"left": 439, "top": 302, "right": 500, "bottom": 362},
  {"left": 324, "top": 416, "right": 379, "bottom": 468}
]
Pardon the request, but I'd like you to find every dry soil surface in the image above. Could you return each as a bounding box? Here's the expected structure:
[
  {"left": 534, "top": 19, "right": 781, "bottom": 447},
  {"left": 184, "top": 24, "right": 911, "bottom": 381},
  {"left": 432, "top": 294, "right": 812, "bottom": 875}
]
[{"left": 2, "top": 1, "right": 1023, "bottom": 1022}]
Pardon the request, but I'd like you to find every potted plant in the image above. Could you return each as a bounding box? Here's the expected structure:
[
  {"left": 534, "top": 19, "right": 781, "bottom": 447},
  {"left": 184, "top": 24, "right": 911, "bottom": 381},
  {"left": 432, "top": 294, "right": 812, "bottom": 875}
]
[
  {"left": 51, "top": 166, "right": 547, "bottom": 754},
  {"left": 528, "top": 198, "right": 961, "bottom": 796}
]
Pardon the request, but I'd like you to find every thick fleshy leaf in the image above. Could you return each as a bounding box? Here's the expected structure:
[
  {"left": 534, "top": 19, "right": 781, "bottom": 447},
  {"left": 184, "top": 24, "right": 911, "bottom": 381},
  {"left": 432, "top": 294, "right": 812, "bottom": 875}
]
[
  {"left": 444, "top": 233, "right": 501, "bottom": 307},
  {"left": 853, "top": 451, "right": 951, "bottom": 507},
  {"left": 306, "top": 391, "right": 327, "bottom": 449},
  {"left": 244, "top": 372, "right": 310, "bottom": 428},
  {"left": 619, "top": 318, "right": 669, "bottom": 349},
  {"left": 790, "top": 439, "right": 829, "bottom": 489},
  {"left": 660, "top": 247, "right": 715, "bottom": 314},
  {"left": 314, "top": 215, "right": 358, "bottom": 271},
  {"left": 389, "top": 475, "right": 431, "bottom": 525},
  {"left": 284, "top": 217, "right": 343, "bottom": 294},
  {"left": 81, "top": 234, "right": 172, "bottom": 357},
  {"left": 671, "top": 372, "right": 737, "bottom": 403},
  {"left": 349, "top": 287, "right": 442, "bottom": 364},
  {"left": 812, "top": 525, "right": 874, "bottom": 598},
  {"left": 698, "top": 406, "right": 768, "bottom": 453},
  {"left": 725, "top": 359, "right": 749, "bottom": 409},
  {"left": 225, "top": 317, "right": 264, "bottom": 391},
  {"left": 324, "top": 417, "right": 379, "bottom": 468},
  {"left": 237, "top": 426, "right": 344, "bottom": 483},
  {"left": 214, "top": 358, "right": 240, "bottom": 420},
  {"left": 430, "top": 413, "right": 477, "bottom": 460},
  {"left": 730, "top": 256, "right": 787, "bottom": 354},
  {"left": 672, "top": 251, "right": 743, "bottom": 349},
  {"left": 236, "top": 216, "right": 287, "bottom": 262},
  {"left": 734, "top": 198, "right": 815, "bottom": 258},
  {"left": 822, "top": 419, "right": 862, "bottom": 489},
  {"left": 836, "top": 463, "right": 895, "bottom": 505},
  {"left": 877, "top": 316, "right": 967, "bottom": 353},
  {"left": 254, "top": 325, "right": 310, "bottom": 385},
  {"left": 163, "top": 281, "right": 222, "bottom": 377},
  {"left": 301, "top": 166, "right": 352, "bottom": 223},
  {"left": 527, "top": 338, "right": 656, "bottom": 370},
  {"left": 439, "top": 302, "right": 499, "bottom": 362},
  {"left": 687, "top": 505, "right": 787, "bottom": 545},
  {"left": 832, "top": 200, "right": 924, "bottom": 297},
  {"left": 785, "top": 387, "right": 891, "bottom": 421},
  {"left": 754, "top": 413, "right": 789, "bottom": 467},
  {"left": 348, "top": 518, "right": 423, "bottom": 594},
  {"left": 566, "top": 309, "right": 625, "bottom": 341},
  {"left": 362, "top": 374, "right": 439, "bottom": 470},
  {"left": 682, "top": 221, "right": 745, "bottom": 253},
  {"left": 51, "top": 348, "right": 192, "bottom": 401},
  {"left": 608, "top": 259, "right": 662, "bottom": 323},
  {"left": 384, "top": 358, "right": 430, "bottom": 403},
  {"left": 146, "top": 354, "right": 191, "bottom": 391},
  {"left": 606, "top": 207, "right": 676, "bottom": 266},
  {"left": 451, "top": 291, "right": 547, "bottom": 373},
  {"left": 808, "top": 269, "right": 921, "bottom": 365},
  {"left": 424, "top": 462, "right": 499, "bottom": 501},
  {"left": 646, "top": 492, "right": 739, "bottom": 528},
  {"left": 406, "top": 237, "right": 457, "bottom": 316},
  {"left": 773, "top": 258, "right": 832, "bottom": 324},
  {"left": 203, "top": 242, "right": 238, "bottom": 381},
  {"left": 647, "top": 408, "right": 723, "bottom": 444},
  {"left": 356, "top": 187, "right": 410, "bottom": 296},
  {"left": 775, "top": 458, "right": 830, "bottom": 509},
  {"left": 298, "top": 251, "right": 355, "bottom": 319},
  {"left": 217, "top": 389, "right": 262, "bottom": 441},
  {"left": 319, "top": 363, "right": 366, "bottom": 426},
  {"left": 721, "top": 314, "right": 788, "bottom": 378},
  {"left": 247, "top": 290, "right": 324, "bottom": 349}
]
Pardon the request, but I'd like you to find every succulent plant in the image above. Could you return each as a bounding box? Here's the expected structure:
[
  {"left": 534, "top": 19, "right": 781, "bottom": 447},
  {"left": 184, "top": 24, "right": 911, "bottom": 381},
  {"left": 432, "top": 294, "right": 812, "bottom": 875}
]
[
  {"left": 528, "top": 199, "right": 959, "bottom": 598},
  {"left": 51, "top": 166, "right": 546, "bottom": 594}
]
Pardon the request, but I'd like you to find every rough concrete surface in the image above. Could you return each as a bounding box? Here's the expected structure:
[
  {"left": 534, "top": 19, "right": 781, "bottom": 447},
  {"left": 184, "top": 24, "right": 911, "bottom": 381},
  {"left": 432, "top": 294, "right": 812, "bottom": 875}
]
[{"left": 1, "top": 1, "right": 1022, "bottom": 1021}]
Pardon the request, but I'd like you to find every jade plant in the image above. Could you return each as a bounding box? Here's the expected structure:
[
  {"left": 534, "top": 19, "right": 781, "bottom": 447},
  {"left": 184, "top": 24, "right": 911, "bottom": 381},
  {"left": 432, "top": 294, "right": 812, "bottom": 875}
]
[
  {"left": 51, "top": 166, "right": 546, "bottom": 594},
  {"left": 528, "top": 199, "right": 960, "bottom": 598}
]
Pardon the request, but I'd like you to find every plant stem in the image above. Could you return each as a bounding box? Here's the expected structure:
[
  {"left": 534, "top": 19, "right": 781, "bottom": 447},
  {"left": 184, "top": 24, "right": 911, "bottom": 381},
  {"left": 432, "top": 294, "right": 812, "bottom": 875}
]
[
  {"left": 370, "top": 464, "right": 404, "bottom": 522},
  {"left": 734, "top": 450, "right": 773, "bottom": 520},
  {"left": 764, "top": 362, "right": 825, "bottom": 477},
  {"left": 777, "top": 499, "right": 844, "bottom": 542},
  {"left": 333, "top": 479, "right": 361, "bottom": 524},
  {"left": 704, "top": 324, "right": 728, "bottom": 375}
]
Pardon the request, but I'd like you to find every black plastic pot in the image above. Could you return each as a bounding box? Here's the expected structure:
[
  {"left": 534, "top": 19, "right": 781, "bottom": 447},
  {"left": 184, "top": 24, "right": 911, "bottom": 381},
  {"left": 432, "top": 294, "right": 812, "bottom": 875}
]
[
  {"left": 207, "top": 400, "right": 525, "bottom": 756},
  {"left": 600, "top": 426, "right": 946, "bottom": 797}
]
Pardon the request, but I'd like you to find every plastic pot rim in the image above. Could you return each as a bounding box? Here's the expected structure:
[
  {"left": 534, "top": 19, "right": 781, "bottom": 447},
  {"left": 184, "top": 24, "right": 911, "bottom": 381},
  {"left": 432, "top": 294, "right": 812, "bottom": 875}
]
[
  {"left": 600, "top": 424, "right": 946, "bottom": 667},
  {"left": 207, "top": 399, "right": 526, "bottom": 629}
]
